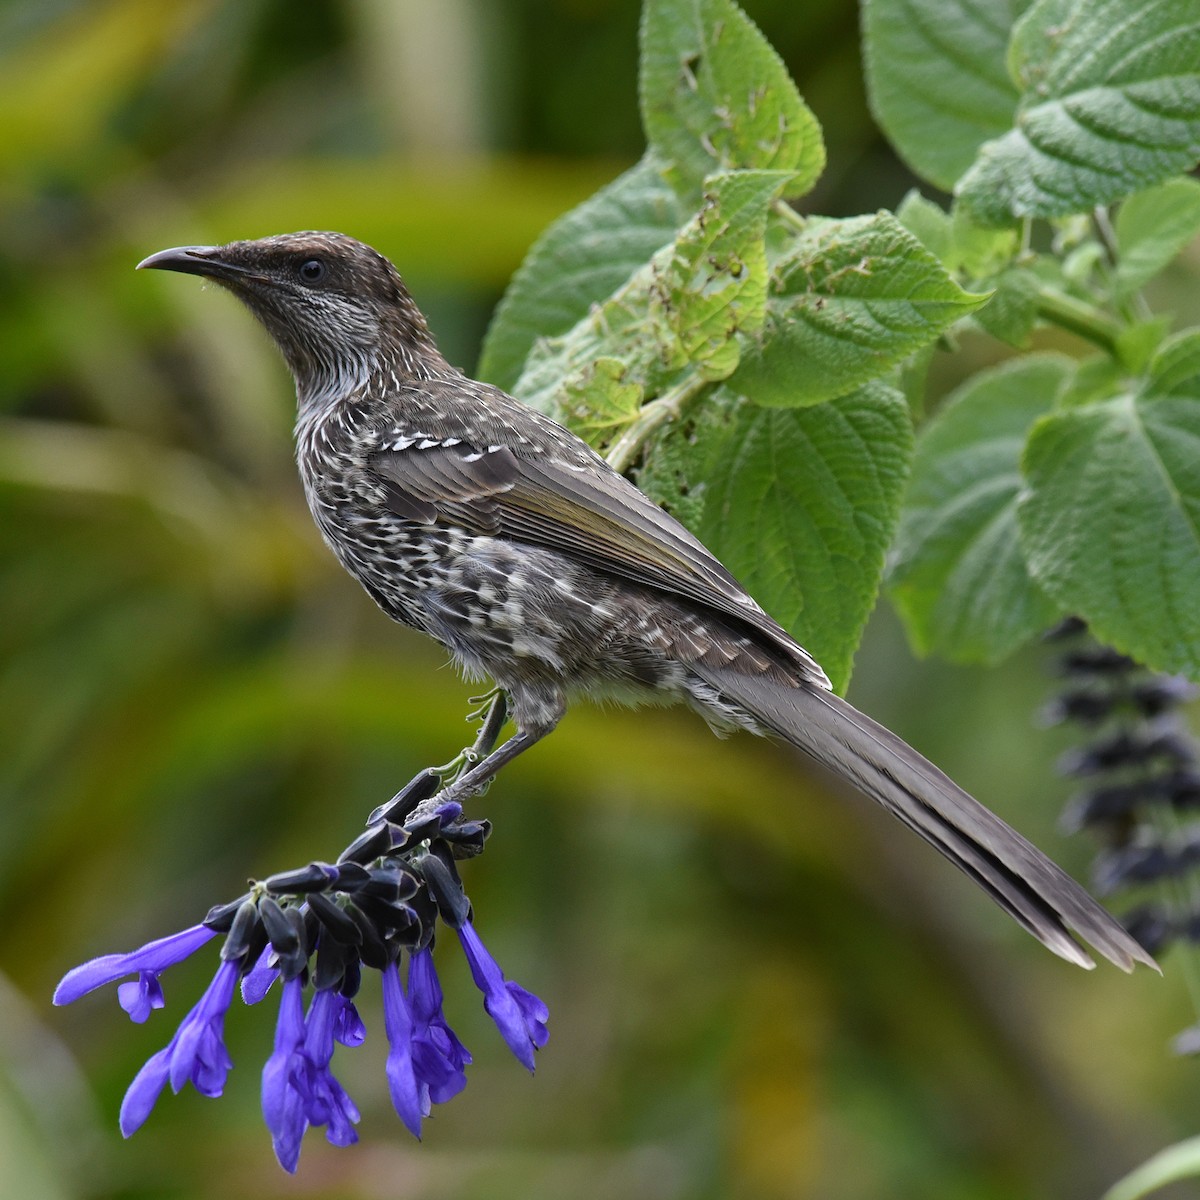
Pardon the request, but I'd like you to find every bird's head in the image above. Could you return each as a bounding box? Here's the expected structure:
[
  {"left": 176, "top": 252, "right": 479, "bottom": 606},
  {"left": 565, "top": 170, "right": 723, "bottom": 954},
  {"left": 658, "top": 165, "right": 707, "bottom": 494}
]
[{"left": 138, "top": 232, "right": 443, "bottom": 401}]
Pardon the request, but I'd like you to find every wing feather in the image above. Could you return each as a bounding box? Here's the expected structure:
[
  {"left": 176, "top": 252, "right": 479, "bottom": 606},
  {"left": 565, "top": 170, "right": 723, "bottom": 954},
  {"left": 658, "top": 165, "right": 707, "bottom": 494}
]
[{"left": 367, "top": 439, "right": 830, "bottom": 688}]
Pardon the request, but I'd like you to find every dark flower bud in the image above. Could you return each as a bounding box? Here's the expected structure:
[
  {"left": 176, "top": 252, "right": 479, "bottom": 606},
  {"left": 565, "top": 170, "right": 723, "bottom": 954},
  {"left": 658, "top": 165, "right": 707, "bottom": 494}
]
[
  {"left": 308, "top": 892, "right": 363, "bottom": 946},
  {"left": 1061, "top": 781, "right": 1152, "bottom": 831},
  {"left": 440, "top": 819, "right": 492, "bottom": 858},
  {"left": 1163, "top": 769, "right": 1200, "bottom": 810},
  {"left": 1058, "top": 645, "right": 1137, "bottom": 675},
  {"left": 344, "top": 903, "right": 390, "bottom": 970},
  {"left": 1043, "top": 616, "right": 1088, "bottom": 641},
  {"left": 1132, "top": 677, "right": 1198, "bottom": 717},
  {"left": 1094, "top": 842, "right": 1173, "bottom": 893},
  {"left": 351, "top": 894, "right": 419, "bottom": 938},
  {"left": 221, "top": 899, "right": 263, "bottom": 963},
  {"left": 203, "top": 894, "right": 251, "bottom": 932},
  {"left": 313, "top": 930, "right": 353, "bottom": 993},
  {"left": 332, "top": 862, "right": 371, "bottom": 891},
  {"left": 369, "top": 769, "right": 442, "bottom": 825},
  {"left": 264, "top": 862, "right": 339, "bottom": 896},
  {"left": 421, "top": 850, "right": 471, "bottom": 929},
  {"left": 1121, "top": 904, "right": 1173, "bottom": 957},
  {"left": 360, "top": 865, "right": 420, "bottom": 901},
  {"left": 259, "top": 896, "right": 298, "bottom": 954},
  {"left": 1042, "top": 688, "right": 1118, "bottom": 726},
  {"left": 340, "top": 958, "right": 362, "bottom": 1000},
  {"left": 337, "top": 823, "right": 391, "bottom": 866},
  {"left": 400, "top": 812, "right": 444, "bottom": 847}
]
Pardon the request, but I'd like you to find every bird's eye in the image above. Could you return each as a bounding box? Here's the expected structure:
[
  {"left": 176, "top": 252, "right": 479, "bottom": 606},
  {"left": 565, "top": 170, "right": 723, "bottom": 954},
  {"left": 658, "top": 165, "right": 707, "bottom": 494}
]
[{"left": 298, "top": 259, "right": 326, "bottom": 284}]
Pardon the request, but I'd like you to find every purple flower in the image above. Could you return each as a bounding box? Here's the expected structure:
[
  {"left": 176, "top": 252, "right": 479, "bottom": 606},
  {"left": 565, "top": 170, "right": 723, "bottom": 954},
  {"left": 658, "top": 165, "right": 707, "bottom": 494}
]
[
  {"left": 293, "top": 989, "right": 360, "bottom": 1149},
  {"left": 118, "top": 972, "right": 165, "bottom": 1023},
  {"left": 381, "top": 961, "right": 423, "bottom": 1138},
  {"left": 456, "top": 922, "right": 548, "bottom": 1072},
  {"left": 54, "top": 924, "right": 217, "bottom": 1014},
  {"left": 262, "top": 975, "right": 307, "bottom": 1172},
  {"left": 119, "top": 959, "right": 239, "bottom": 1136},
  {"left": 408, "top": 946, "right": 471, "bottom": 1104},
  {"left": 241, "top": 944, "right": 279, "bottom": 1005}
]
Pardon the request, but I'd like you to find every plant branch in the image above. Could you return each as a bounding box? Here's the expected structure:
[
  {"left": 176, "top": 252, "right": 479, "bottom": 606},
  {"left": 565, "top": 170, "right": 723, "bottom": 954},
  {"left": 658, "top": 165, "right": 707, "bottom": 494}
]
[
  {"left": 605, "top": 372, "right": 710, "bottom": 475},
  {"left": 1036, "top": 288, "right": 1124, "bottom": 356}
]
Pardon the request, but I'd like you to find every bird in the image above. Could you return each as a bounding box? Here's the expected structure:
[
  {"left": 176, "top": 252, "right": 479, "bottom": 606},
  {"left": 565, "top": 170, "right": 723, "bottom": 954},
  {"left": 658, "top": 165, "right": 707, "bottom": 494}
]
[{"left": 138, "top": 230, "right": 1155, "bottom": 974}]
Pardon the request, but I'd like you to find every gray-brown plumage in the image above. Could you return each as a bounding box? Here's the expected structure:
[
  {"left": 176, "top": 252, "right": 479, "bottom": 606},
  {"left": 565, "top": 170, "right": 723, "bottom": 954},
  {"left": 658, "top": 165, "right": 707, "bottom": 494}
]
[{"left": 138, "top": 231, "right": 1156, "bottom": 973}]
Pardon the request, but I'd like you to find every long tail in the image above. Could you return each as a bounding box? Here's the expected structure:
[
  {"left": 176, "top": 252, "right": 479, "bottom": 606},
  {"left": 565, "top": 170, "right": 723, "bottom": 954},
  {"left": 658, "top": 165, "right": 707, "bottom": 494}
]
[{"left": 694, "top": 665, "right": 1156, "bottom": 972}]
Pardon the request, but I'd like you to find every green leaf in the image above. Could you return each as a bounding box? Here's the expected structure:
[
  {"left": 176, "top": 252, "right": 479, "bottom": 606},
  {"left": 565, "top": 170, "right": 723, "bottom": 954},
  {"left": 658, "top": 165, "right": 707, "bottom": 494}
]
[
  {"left": 972, "top": 267, "right": 1041, "bottom": 346},
  {"left": 896, "top": 189, "right": 955, "bottom": 263},
  {"left": 1115, "top": 176, "right": 1200, "bottom": 295},
  {"left": 729, "top": 212, "right": 990, "bottom": 407},
  {"left": 558, "top": 358, "right": 645, "bottom": 449},
  {"left": 639, "top": 0, "right": 824, "bottom": 201},
  {"left": 647, "top": 169, "right": 793, "bottom": 379},
  {"left": 1019, "top": 389, "right": 1200, "bottom": 678},
  {"left": 889, "top": 356, "right": 1068, "bottom": 664},
  {"left": 957, "top": 0, "right": 1200, "bottom": 225},
  {"left": 642, "top": 382, "right": 912, "bottom": 691},
  {"left": 479, "top": 153, "right": 684, "bottom": 391},
  {"left": 950, "top": 200, "right": 1020, "bottom": 276},
  {"left": 1101, "top": 1135, "right": 1200, "bottom": 1200},
  {"left": 862, "top": 0, "right": 1027, "bottom": 192},
  {"left": 513, "top": 169, "right": 786, "bottom": 418},
  {"left": 1148, "top": 329, "right": 1200, "bottom": 396}
]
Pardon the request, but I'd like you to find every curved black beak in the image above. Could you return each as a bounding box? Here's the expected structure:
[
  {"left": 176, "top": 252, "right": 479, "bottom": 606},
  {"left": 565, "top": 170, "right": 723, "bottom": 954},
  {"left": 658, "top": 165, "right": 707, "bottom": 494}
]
[{"left": 137, "top": 245, "right": 254, "bottom": 282}]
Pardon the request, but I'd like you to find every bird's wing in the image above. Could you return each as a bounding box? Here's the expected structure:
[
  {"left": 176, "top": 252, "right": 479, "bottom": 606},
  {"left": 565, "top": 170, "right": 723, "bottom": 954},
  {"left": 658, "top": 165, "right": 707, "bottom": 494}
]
[{"left": 367, "top": 435, "right": 831, "bottom": 689}]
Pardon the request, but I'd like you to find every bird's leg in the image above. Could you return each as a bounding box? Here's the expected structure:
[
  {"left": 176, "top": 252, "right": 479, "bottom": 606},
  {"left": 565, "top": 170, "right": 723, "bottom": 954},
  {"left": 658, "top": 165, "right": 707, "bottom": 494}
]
[
  {"left": 432, "top": 689, "right": 510, "bottom": 781},
  {"left": 432, "top": 726, "right": 547, "bottom": 810},
  {"left": 366, "top": 691, "right": 512, "bottom": 826}
]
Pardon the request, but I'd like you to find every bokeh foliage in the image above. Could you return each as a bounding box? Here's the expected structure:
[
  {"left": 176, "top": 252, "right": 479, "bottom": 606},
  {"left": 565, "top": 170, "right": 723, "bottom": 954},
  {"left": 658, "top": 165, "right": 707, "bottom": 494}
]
[{"left": 2, "top": 1, "right": 1198, "bottom": 1198}]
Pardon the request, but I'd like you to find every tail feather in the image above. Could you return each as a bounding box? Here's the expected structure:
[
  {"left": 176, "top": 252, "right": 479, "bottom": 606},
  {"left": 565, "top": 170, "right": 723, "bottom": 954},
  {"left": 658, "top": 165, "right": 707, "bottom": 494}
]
[{"left": 694, "top": 666, "right": 1157, "bottom": 972}]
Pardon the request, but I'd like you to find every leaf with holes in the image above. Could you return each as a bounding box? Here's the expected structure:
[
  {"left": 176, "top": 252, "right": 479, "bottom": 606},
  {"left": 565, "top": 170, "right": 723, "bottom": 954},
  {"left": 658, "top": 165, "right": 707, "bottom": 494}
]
[
  {"left": 957, "top": 0, "right": 1200, "bottom": 225},
  {"left": 479, "top": 154, "right": 684, "bottom": 391},
  {"left": 728, "top": 212, "right": 990, "bottom": 407},
  {"left": 640, "top": 0, "right": 824, "bottom": 201}
]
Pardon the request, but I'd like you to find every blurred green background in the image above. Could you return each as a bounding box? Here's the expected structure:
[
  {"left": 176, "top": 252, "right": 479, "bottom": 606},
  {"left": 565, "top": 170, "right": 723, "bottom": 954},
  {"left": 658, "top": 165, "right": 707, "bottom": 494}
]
[{"left": 2, "top": 1, "right": 1198, "bottom": 1197}]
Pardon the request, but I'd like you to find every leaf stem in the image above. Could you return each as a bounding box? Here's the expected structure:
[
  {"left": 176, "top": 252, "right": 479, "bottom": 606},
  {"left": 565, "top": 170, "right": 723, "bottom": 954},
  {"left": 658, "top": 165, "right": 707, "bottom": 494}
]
[
  {"left": 1035, "top": 288, "right": 1123, "bottom": 356},
  {"left": 605, "top": 373, "right": 710, "bottom": 474},
  {"left": 772, "top": 200, "right": 807, "bottom": 233}
]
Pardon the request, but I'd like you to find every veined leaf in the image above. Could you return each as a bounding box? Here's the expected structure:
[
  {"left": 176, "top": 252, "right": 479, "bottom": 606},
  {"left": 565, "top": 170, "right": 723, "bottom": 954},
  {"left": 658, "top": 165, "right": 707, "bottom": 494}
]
[
  {"left": 640, "top": 0, "right": 824, "bottom": 201},
  {"left": 479, "top": 153, "right": 684, "bottom": 391},
  {"left": 641, "top": 382, "right": 912, "bottom": 691},
  {"left": 889, "top": 356, "right": 1068, "bottom": 664},
  {"left": 862, "top": 0, "right": 1028, "bottom": 191},
  {"left": 1019, "top": 386, "right": 1200, "bottom": 678},
  {"left": 729, "top": 211, "right": 990, "bottom": 407},
  {"left": 1115, "top": 177, "right": 1200, "bottom": 295},
  {"left": 957, "top": 0, "right": 1200, "bottom": 224}
]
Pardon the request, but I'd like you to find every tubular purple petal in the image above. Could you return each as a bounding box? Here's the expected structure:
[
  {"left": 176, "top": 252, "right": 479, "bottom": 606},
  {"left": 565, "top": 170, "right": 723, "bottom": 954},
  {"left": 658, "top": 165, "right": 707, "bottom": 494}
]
[
  {"left": 381, "top": 962, "right": 423, "bottom": 1138},
  {"left": 118, "top": 972, "right": 165, "bottom": 1024},
  {"left": 119, "top": 1045, "right": 173, "bottom": 1137},
  {"left": 408, "top": 948, "right": 470, "bottom": 1103},
  {"left": 456, "top": 923, "right": 547, "bottom": 1072},
  {"left": 262, "top": 976, "right": 308, "bottom": 1173},
  {"left": 334, "top": 997, "right": 366, "bottom": 1047},
  {"left": 295, "top": 989, "right": 360, "bottom": 1148},
  {"left": 54, "top": 925, "right": 217, "bottom": 1006},
  {"left": 241, "top": 945, "right": 280, "bottom": 1005},
  {"left": 167, "top": 960, "right": 239, "bottom": 1095}
]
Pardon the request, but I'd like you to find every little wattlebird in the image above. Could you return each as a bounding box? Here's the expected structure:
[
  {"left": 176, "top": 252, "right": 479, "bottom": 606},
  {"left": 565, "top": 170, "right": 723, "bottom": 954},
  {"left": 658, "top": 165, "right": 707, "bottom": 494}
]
[{"left": 138, "top": 231, "right": 1154, "bottom": 974}]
